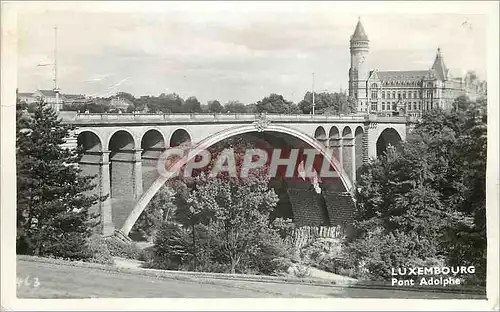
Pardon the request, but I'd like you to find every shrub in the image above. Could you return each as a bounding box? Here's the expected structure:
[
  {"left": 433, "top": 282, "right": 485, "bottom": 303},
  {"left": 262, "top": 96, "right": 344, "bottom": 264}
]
[
  {"left": 247, "top": 228, "right": 293, "bottom": 275},
  {"left": 150, "top": 222, "right": 191, "bottom": 270},
  {"left": 298, "top": 237, "right": 357, "bottom": 278},
  {"left": 137, "top": 246, "right": 156, "bottom": 263},
  {"left": 104, "top": 238, "right": 142, "bottom": 260},
  {"left": 344, "top": 229, "right": 441, "bottom": 280},
  {"left": 269, "top": 257, "right": 293, "bottom": 276},
  {"left": 86, "top": 235, "right": 114, "bottom": 265},
  {"left": 43, "top": 232, "right": 94, "bottom": 261},
  {"left": 300, "top": 238, "right": 343, "bottom": 269},
  {"left": 292, "top": 264, "right": 311, "bottom": 278}
]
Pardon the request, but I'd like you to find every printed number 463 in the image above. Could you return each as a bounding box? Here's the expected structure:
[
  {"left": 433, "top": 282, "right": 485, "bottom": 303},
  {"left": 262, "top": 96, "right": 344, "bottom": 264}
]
[{"left": 16, "top": 276, "right": 40, "bottom": 288}]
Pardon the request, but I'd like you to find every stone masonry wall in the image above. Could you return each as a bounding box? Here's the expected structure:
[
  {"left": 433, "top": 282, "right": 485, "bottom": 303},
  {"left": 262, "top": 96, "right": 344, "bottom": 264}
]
[
  {"left": 287, "top": 183, "right": 329, "bottom": 226},
  {"left": 78, "top": 152, "right": 102, "bottom": 216},
  {"left": 142, "top": 158, "right": 159, "bottom": 192},
  {"left": 110, "top": 151, "right": 135, "bottom": 229},
  {"left": 321, "top": 183, "right": 355, "bottom": 232},
  {"left": 78, "top": 161, "right": 100, "bottom": 216}
]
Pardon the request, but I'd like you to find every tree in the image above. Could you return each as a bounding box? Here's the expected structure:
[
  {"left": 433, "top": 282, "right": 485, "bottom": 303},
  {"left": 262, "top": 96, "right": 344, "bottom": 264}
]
[
  {"left": 188, "top": 174, "right": 279, "bottom": 273},
  {"left": 164, "top": 93, "right": 185, "bottom": 113},
  {"left": 256, "top": 93, "right": 295, "bottom": 114},
  {"left": 16, "top": 102, "right": 103, "bottom": 258},
  {"left": 131, "top": 186, "right": 176, "bottom": 242},
  {"left": 298, "top": 92, "right": 356, "bottom": 114},
  {"left": 115, "top": 92, "right": 136, "bottom": 104},
  {"left": 207, "top": 100, "right": 224, "bottom": 113},
  {"left": 16, "top": 89, "right": 28, "bottom": 111},
  {"left": 224, "top": 101, "right": 247, "bottom": 113},
  {"left": 154, "top": 137, "right": 287, "bottom": 274},
  {"left": 246, "top": 103, "right": 258, "bottom": 114},
  {"left": 351, "top": 96, "right": 487, "bottom": 282},
  {"left": 183, "top": 96, "right": 202, "bottom": 113}
]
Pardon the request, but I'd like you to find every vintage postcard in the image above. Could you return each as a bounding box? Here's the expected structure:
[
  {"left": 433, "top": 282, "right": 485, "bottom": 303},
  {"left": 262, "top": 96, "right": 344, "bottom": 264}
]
[{"left": 1, "top": 1, "right": 498, "bottom": 311}]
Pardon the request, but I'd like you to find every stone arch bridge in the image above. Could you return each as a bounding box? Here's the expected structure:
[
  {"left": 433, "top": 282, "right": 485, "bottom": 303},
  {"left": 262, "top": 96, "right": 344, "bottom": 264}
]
[{"left": 60, "top": 112, "right": 412, "bottom": 240}]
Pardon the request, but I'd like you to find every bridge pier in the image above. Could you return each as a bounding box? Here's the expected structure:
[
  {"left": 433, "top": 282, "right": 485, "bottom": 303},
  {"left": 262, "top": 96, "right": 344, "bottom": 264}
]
[
  {"left": 109, "top": 148, "right": 144, "bottom": 229},
  {"left": 329, "top": 138, "right": 342, "bottom": 169},
  {"left": 79, "top": 150, "right": 114, "bottom": 236},
  {"left": 141, "top": 147, "right": 165, "bottom": 192},
  {"left": 133, "top": 149, "right": 143, "bottom": 199},
  {"left": 341, "top": 137, "right": 355, "bottom": 184},
  {"left": 100, "top": 151, "right": 114, "bottom": 236}
]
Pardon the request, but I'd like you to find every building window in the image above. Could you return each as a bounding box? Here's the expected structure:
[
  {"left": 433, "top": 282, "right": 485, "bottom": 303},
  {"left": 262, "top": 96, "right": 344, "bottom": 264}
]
[
  {"left": 403, "top": 92, "right": 406, "bottom": 99},
  {"left": 392, "top": 91, "right": 396, "bottom": 99},
  {"left": 371, "top": 102, "right": 377, "bottom": 111},
  {"left": 398, "top": 92, "right": 401, "bottom": 99},
  {"left": 427, "top": 90, "right": 433, "bottom": 99},
  {"left": 371, "top": 90, "right": 378, "bottom": 99},
  {"left": 418, "top": 103, "right": 421, "bottom": 110},
  {"left": 382, "top": 92, "right": 385, "bottom": 99}
]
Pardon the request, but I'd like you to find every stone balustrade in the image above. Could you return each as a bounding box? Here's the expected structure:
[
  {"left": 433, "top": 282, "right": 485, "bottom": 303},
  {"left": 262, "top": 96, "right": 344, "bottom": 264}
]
[{"left": 59, "top": 111, "right": 412, "bottom": 125}]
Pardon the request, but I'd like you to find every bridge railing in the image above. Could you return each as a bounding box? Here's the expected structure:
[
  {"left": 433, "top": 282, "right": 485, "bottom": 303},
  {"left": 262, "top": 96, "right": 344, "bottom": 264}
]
[
  {"left": 59, "top": 111, "right": 416, "bottom": 123},
  {"left": 60, "top": 111, "right": 371, "bottom": 122}
]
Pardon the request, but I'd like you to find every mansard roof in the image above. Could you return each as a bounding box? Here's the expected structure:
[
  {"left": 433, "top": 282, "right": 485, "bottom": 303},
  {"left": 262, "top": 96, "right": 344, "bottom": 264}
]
[
  {"left": 376, "top": 70, "right": 429, "bottom": 81},
  {"left": 351, "top": 19, "right": 368, "bottom": 41},
  {"left": 18, "top": 92, "right": 35, "bottom": 97},
  {"left": 37, "top": 89, "right": 58, "bottom": 97}
]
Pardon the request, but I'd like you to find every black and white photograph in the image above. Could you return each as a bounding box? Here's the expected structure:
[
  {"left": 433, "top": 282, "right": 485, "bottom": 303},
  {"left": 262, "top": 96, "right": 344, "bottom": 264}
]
[{"left": 1, "top": 1, "right": 498, "bottom": 310}]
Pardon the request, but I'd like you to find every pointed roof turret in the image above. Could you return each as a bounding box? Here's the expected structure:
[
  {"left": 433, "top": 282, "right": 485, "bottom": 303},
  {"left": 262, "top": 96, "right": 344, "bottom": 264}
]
[
  {"left": 431, "top": 47, "right": 448, "bottom": 80},
  {"left": 351, "top": 17, "right": 369, "bottom": 42}
]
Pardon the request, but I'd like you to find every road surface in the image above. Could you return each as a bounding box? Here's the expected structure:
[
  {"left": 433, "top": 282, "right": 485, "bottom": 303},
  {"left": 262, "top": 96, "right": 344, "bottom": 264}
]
[{"left": 16, "top": 259, "right": 485, "bottom": 299}]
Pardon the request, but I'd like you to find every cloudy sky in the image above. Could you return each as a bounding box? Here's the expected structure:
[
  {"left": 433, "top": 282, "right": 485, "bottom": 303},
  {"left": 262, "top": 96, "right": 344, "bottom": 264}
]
[{"left": 16, "top": 2, "right": 489, "bottom": 104}]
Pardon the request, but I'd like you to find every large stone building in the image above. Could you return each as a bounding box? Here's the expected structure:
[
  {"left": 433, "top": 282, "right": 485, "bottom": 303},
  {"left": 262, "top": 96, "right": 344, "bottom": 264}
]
[
  {"left": 17, "top": 89, "right": 87, "bottom": 111},
  {"left": 348, "top": 19, "right": 487, "bottom": 116}
]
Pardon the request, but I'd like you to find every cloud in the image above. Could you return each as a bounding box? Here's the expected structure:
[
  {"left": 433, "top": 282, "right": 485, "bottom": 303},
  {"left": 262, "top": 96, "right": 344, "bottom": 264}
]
[{"left": 16, "top": 7, "right": 488, "bottom": 104}]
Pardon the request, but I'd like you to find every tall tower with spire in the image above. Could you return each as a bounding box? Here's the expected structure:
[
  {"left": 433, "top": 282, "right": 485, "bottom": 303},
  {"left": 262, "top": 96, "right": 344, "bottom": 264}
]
[{"left": 348, "top": 18, "right": 370, "bottom": 112}]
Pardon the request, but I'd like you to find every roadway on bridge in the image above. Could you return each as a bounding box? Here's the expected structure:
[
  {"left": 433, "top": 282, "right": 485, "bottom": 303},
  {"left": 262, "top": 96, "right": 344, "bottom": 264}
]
[{"left": 16, "top": 260, "right": 484, "bottom": 299}]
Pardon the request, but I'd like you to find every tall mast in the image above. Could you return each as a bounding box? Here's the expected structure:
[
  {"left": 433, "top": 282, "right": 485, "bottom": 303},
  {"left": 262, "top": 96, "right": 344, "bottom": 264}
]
[{"left": 54, "top": 25, "right": 58, "bottom": 90}]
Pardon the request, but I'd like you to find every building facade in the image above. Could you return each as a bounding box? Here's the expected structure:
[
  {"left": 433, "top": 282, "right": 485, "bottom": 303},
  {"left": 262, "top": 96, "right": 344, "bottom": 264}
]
[
  {"left": 17, "top": 89, "right": 90, "bottom": 112},
  {"left": 348, "top": 19, "right": 487, "bottom": 116}
]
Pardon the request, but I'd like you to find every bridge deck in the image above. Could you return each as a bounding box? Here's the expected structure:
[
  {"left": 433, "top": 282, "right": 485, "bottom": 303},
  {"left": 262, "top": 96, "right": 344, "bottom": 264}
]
[{"left": 60, "top": 112, "right": 414, "bottom": 125}]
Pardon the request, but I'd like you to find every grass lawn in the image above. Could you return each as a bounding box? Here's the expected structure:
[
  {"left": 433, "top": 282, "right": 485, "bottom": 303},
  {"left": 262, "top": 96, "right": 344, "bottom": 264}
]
[{"left": 16, "top": 258, "right": 487, "bottom": 299}]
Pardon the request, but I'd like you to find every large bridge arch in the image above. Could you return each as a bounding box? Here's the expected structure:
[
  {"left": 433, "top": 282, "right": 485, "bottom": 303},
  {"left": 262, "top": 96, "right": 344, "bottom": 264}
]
[{"left": 119, "top": 124, "right": 355, "bottom": 236}]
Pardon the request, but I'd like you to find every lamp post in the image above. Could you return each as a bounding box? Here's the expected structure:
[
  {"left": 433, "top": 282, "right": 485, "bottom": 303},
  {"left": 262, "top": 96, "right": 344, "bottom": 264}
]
[{"left": 312, "top": 73, "right": 315, "bottom": 115}]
